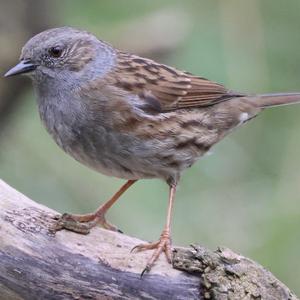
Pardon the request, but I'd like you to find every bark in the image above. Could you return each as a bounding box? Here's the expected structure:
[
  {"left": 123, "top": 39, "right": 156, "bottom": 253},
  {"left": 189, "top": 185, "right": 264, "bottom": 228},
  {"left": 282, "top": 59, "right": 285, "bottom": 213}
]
[{"left": 0, "top": 179, "right": 298, "bottom": 300}]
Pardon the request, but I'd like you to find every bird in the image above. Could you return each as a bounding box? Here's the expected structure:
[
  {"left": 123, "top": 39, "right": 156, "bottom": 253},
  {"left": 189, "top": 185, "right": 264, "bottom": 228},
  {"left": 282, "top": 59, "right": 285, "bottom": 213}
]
[{"left": 4, "top": 26, "right": 300, "bottom": 274}]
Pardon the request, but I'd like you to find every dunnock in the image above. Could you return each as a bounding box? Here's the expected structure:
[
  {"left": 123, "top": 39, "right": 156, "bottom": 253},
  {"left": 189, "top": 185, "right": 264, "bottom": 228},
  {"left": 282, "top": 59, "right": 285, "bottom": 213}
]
[{"left": 5, "top": 27, "right": 300, "bottom": 274}]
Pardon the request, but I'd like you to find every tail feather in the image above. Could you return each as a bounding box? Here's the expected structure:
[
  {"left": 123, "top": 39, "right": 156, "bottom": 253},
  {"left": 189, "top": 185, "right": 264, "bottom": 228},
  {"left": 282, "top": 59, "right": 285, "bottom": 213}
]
[{"left": 250, "top": 92, "right": 300, "bottom": 108}]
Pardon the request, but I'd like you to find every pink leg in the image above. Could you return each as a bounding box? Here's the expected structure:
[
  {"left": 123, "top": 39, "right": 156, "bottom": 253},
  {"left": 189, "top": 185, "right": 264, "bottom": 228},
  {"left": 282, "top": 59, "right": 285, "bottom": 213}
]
[
  {"left": 132, "top": 184, "right": 176, "bottom": 275},
  {"left": 54, "top": 180, "right": 136, "bottom": 234}
]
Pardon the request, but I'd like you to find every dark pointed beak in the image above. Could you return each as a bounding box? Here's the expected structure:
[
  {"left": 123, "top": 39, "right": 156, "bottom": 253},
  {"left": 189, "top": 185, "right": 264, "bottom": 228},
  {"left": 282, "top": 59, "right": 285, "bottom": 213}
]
[{"left": 4, "top": 60, "right": 36, "bottom": 77}]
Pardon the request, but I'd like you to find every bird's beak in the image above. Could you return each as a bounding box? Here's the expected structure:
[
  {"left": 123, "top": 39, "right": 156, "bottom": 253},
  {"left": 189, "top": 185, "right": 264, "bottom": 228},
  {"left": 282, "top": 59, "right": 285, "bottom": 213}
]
[{"left": 4, "top": 60, "right": 36, "bottom": 77}]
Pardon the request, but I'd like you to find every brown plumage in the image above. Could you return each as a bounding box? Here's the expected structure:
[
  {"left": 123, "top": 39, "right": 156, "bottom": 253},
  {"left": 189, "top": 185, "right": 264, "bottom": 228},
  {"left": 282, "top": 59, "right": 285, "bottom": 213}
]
[
  {"left": 4, "top": 27, "right": 300, "bottom": 275},
  {"left": 113, "top": 51, "right": 242, "bottom": 111}
]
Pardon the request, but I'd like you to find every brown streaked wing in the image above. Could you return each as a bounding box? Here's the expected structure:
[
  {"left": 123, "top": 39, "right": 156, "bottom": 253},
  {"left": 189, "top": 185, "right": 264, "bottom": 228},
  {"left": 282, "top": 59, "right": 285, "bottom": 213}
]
[{"left": 109, "top": 51, "right": 242, "bottom": 112}]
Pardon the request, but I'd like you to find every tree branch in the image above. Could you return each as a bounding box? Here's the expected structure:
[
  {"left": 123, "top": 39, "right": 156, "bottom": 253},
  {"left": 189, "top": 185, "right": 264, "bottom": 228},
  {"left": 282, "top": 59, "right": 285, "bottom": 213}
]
[{"left": 0, "top": 179, "right": 298, "bottom": 300}]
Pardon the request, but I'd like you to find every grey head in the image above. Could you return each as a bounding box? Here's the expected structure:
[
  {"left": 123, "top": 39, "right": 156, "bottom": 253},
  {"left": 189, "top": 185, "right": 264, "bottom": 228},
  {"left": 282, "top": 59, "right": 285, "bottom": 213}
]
[{"left": 4, "top": 27, "right": 116, "bottom": 88}]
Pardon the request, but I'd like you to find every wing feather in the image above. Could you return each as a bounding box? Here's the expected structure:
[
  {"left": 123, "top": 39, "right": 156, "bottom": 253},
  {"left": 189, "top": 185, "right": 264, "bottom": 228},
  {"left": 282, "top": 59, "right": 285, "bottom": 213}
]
[{"left": 108, "top": 52, "right": 242, "bottom": 112}]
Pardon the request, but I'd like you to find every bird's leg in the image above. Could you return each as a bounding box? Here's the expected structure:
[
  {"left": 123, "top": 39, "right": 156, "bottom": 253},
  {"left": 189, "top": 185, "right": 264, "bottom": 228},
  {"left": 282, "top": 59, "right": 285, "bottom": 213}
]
[
  {"left": 132, "top": 183, "right": 176, "bottom": 275},
  {"left": 53, "top": 180, "right": 136, "bottom": 234}
]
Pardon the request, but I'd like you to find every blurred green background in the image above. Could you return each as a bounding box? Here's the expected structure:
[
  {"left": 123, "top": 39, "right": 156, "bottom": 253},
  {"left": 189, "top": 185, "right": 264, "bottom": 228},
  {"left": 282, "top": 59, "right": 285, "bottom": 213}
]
[{"left": 1, "top": 0, "right": 300, "bottom": 295}]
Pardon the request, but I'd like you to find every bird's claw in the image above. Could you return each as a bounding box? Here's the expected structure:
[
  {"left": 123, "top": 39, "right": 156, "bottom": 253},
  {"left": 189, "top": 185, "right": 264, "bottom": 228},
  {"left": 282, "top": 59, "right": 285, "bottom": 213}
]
[
  {"left": 141, "top": 265, "right": 151, "bottom": 278},
  {"left": 51, "top": 212, "right": 123, "bottom": 234},
  {"left": 131, "top": 230, "right": 172, "bottom": 276}
]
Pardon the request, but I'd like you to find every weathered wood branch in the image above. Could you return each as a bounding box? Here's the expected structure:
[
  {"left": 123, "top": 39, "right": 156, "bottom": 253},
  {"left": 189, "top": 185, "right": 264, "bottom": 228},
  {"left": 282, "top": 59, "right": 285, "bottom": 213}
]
[{"left": 0, "top": 179, "right": 298, "bottom": 300}]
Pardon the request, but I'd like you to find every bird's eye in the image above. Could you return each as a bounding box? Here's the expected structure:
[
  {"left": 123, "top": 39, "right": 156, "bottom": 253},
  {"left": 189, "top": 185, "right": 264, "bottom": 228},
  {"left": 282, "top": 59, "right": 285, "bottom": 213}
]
[{"left": 48, "top": 46, "right": 63, "bottom": 58}]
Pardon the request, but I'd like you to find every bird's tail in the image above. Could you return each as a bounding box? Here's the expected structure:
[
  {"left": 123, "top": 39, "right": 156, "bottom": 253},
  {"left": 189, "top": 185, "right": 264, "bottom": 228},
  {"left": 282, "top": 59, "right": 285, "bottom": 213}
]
[{"left": 249, "top": 92, "right": 300, "bottom": 108}]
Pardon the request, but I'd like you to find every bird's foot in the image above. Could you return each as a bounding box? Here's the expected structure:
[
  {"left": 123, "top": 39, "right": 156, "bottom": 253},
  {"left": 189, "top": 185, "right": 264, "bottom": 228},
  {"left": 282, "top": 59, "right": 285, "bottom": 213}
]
[
  {"left": 52, "top": 212, "right": 122, "bottom": 234},
  {"left": 132, "top": 229, "right": 172, "bottom": 276}
]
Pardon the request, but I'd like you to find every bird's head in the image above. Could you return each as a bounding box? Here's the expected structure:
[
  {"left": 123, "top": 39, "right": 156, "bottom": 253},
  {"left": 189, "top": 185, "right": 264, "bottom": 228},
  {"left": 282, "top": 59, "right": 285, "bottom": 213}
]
[{"left": 4, "top": 27, "right": 115, "bottom": 85}]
